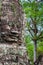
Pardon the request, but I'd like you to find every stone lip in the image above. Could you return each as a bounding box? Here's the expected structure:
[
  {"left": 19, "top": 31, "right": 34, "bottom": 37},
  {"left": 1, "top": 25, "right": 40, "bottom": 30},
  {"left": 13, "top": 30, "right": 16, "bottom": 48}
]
[
  {"left": 11, "top": 30, "right": 20, "bottom": 34},
  {"left": 1, "top": 31, "right": 21, "bottom": 43}
]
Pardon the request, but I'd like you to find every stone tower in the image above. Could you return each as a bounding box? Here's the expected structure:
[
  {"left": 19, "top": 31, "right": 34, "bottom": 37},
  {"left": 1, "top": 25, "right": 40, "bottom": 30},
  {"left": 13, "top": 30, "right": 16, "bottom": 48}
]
[{"left": 0, "top": 0, "right": 29, "bottom": 65}]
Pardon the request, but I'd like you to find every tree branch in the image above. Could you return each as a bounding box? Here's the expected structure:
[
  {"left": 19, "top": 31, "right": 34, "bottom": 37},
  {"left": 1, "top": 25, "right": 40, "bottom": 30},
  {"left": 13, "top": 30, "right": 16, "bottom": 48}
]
[
  {"left": 28, "top": 28, "right": 34, "bottom": 37},
  {"left": 30, "top": 17, "right": 38, "bottom": 34},
  {"left": 37, "top": 36, "right": 43, "bottom": 40}
]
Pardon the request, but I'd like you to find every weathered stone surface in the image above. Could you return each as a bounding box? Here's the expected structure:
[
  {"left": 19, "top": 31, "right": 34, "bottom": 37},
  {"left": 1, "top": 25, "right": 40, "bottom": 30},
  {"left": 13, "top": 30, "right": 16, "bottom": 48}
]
[{"left": 0, "top": 0, "right": 29, "bottom": 65}]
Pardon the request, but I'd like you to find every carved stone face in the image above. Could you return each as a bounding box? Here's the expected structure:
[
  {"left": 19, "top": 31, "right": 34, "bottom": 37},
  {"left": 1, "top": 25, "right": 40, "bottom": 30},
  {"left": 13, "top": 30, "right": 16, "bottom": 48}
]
[
  {"left": 0, "top": 0, "right": 23, "bottom": 43},
  {"left": 0, "top": 0, "right": 28, "bottom": 65}
]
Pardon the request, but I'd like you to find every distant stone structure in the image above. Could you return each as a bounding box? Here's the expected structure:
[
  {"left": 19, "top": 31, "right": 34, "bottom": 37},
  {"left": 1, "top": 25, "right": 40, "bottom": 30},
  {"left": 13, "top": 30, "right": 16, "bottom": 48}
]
[{"left": 0, "top": 0, "right": 29, "bottom": 65}]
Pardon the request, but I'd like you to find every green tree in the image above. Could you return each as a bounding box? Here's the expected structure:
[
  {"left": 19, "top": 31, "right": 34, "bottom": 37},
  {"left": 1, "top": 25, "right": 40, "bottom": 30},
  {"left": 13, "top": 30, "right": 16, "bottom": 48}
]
[
  {"left": 21, "top": 0, "right": 43, "bottom": 62},
  {"left": 37, "top": 41, "right": 43, "bottom": 55},
  {"left": 25, "top": 35, "right": 34, "bottom": 61}
]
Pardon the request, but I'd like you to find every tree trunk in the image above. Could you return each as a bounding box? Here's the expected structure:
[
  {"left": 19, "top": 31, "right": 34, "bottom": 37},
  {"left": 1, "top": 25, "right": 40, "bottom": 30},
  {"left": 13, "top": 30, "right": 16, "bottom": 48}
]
[{"left": 34, "top": 41, "right": 37, "bottom": 62}]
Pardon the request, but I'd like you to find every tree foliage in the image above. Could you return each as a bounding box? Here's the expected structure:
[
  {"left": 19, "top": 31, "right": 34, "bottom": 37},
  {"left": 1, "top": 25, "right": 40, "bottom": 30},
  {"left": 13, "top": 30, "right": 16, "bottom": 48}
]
[
  {"left": 25, "top": 35, "right": 34, "bottom": 61},
  {"left": 22, "top": 0, "right": 43, "bottom": 41},
  {"left": 21, "top": 0, "right": 43, "bottom": 62}
]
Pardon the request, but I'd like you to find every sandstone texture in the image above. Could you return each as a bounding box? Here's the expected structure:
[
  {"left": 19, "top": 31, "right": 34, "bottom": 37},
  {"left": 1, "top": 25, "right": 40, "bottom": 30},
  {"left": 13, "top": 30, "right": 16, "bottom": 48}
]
[{"left": 0, "top": 0, "right": 29, "bottom": 65}]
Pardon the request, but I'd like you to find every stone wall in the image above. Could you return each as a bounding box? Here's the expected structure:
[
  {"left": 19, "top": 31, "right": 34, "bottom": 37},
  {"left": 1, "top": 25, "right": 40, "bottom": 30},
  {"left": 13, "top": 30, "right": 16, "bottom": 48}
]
[{"left": 0, "top": 0, "right": 29, "bottom": 65}]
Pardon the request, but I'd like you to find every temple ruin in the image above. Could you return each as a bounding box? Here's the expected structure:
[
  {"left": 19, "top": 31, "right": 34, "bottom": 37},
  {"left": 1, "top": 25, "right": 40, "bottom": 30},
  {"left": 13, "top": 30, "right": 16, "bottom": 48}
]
[{"left": 0, "top": 0, "right": 29, "bottom": 65}]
